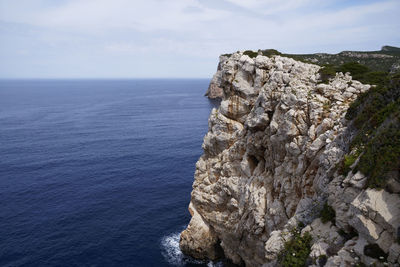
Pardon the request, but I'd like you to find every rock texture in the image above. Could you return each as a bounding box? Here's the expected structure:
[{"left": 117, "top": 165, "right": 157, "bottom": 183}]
[
  {"left": 204, "top": 56, "right": 226, "bottom": 99},
  {"left": 180, "top": 51, "right": 400, "bottom": 266}
]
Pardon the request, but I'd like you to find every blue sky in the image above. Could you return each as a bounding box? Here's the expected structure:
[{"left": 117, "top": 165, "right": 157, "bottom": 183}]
[{"left": 0, "top": 0, "right": 399, "bottom": 78}]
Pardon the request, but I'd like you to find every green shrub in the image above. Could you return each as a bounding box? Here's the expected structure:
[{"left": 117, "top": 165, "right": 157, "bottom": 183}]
[
  {"left": 338, "top": 151, "right": 360, "bottom": 175},
  {"left": 337, "top": 62, "right": 369, "bottom": 80},
  {"left": 320, "top": 203, "right": 336, "bottom": 224},
  {"left": 243, "top": 50, "right": 258, "bottom": 58},
  {"left": 364, "top": 71, "right": 388, "bottom": 85},
  {"left": 345, "top": 98, "right": 362, "bottom": 120},
  {"left": 317, "top": 255, "right": 328, "bottom": 266},
  {"left": 261, "top": 49, "right": 282, "bottom": 57},
  {"left": 279, "top": 231, "right": 312, "bottom": 267},
  {"left": 358, "top": 123, "right": 400, "bottom": 189},
  {"left": 353, "top": 91, "right": 387, "bottom": 129},
  {"left": 345, "top": 87, "right": 372, "bottom": 121},
  {"left": 318, "top": 64, "right": 336, "bottom": 83}
]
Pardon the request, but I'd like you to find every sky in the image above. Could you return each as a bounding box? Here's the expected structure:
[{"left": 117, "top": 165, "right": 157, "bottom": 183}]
[{"left": 0, "top": 0, "right": 399, "bottom": 79}]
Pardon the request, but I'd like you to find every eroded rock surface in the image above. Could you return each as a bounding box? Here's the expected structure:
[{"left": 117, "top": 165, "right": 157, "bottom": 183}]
[{"left": 180, "top": 52, "right": 400, "bottom": 266}]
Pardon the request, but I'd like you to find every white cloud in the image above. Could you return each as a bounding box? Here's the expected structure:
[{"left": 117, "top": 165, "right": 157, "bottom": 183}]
[
  {"left": 0, "top": 0, "right": 399, "bottom": 77},
  {"left": 1, "top": 0, "right": 398, "bottom": 39},
  {"left": 224, "top": 0, "right": 315, "bottom": 13},
  {"left": 0, "top": 0, "right": 230, "bottom": 32}
]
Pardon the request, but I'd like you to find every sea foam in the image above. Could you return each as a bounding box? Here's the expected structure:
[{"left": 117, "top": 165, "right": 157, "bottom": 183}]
[{"left": 160, "top": 230, "right": 223, "bottom": 266}]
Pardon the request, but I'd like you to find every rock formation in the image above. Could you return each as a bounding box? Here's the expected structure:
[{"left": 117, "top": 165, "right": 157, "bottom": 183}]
[
  {"left": 204, "top": 58, "right": 225, "bottom": 99},
  {"left": 180, "top": 51, "right": 400, "bottom": 266}
]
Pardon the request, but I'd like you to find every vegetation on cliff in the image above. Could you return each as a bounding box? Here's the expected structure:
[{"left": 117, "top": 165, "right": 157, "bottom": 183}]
[
  {"left": 321, "top": 59, "right": 399, "bottom": 190},
  {"left": 319, "top": 203, "right": 336, "bottom": 224},
  {"left": 279, "top": 230, "right": 312, "bottom": 267},
  {"left": 223, "top": 46, "right": 400, "bottom": 73},
  {"left": 342, "top": 65, "right": 399, "bottom": 190}
]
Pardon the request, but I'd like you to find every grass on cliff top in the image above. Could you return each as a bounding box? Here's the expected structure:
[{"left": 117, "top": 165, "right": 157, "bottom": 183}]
[
  {"left": 288, "top": 45, "right": 400, "bottom": 72},
  {"left": 242, "top": 49, "right": 282, "bottom": 58},
  {"left": 221, "top": 49, "right": 283, "bottom": 59},
  {"left": 221, "top": 46, "right": 400, "bottom": 72},
  {"left": 318, "top": 62, "right": 381, "bottom": 84},
  {"left": 318, "top": 64, "right": 337, "bottom": 83},
  {"left": 243, "top": 50, "right": 259, "bottom": 58}
]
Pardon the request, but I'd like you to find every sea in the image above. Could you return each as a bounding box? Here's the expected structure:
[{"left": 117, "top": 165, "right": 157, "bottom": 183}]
[{"left": 0, "top": 79, "right": 222, "bottom": 267}]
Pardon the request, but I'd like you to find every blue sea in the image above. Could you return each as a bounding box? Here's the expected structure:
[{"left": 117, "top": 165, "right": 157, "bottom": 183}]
[{"left": 0, "top": 79, "right": 221, "bottom": 267}]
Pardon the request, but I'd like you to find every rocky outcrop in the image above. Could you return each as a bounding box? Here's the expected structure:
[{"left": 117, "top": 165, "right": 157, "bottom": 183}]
[
  {"left": 204, "top": 56, "right": 227, "bottom": 99},
  {"left": 179, "top": 203, "right": 223, "bottom": 260},
  {"left": 180, "top": 51, "right": 400, "bottom": 266}
]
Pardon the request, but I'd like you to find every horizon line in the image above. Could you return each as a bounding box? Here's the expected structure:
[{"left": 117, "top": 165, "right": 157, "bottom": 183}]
[{"left": 0, "top": 77, "right": 212, "bottom": 80}]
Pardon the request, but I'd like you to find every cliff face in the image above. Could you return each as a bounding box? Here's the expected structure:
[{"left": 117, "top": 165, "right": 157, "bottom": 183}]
[{"left": 180, "top": 52, "right": 400, "bottom": 266}]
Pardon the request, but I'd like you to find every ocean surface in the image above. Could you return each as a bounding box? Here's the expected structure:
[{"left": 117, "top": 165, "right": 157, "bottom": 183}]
[{"left": 0, "top": 79, "right": 221, "bottom": 267}]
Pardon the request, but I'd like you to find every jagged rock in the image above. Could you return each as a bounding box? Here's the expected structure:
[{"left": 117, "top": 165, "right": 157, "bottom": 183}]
[
  {"left": 349, "top": 189, "right": 400, "bottom": 253},
  {"left": 205, "top": 82, "right": 223, "bottom": 99},
  {"left": 310, "top": 241, "right": 329, "bottom": 258},
  {"left": 388, "top": 243, "right": 400, "bottom": 265},
  {"left": 205, "top": 55, "right": 228, "bottom": 99},
  {"left": 179, "top": 203, "right": 222, "bottom": 260},
  {"left": 180, "top": 51, "right": 400, "bottom": 266},
  {"left": 343, "top": 171, "right": 367, "bottom": 189}
]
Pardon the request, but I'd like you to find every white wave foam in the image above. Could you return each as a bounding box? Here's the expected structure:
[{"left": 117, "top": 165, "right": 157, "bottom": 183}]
[
  {"left": 160, "top": 231, "right": 223, "bottom": 266},
  {"left": 160, "top": 231, "right": 186, "bottom": 266},
  {"left": 207, "top": 261, "right": 224, "bottom": 267}
]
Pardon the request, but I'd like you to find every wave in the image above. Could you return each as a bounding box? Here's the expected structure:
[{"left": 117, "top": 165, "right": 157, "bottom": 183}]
[{"left": 160, "top": 231, "right": 223, "bottom": 267}]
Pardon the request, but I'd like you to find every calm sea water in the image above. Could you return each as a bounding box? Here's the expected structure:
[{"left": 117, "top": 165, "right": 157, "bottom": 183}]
[{"left": 0, "top": 79, "right": 220, "bottom": 267}]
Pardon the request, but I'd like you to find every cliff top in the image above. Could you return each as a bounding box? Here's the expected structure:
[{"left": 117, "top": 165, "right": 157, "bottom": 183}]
[{"left": 222, "top": 45, "right": 400, "bottom": 73}]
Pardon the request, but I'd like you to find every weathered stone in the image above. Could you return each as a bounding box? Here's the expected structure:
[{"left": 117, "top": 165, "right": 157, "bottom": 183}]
[
  {"left": 387, "top": 243, "right": 400, "bottom": 264},
  {"left": 344, "top": 188, "right": 400, "bottom": 258},
  {"left": 310, "top": 241, "right": 329, "bottom": 258},
  {"left": 180, "top": 203, "right": 222, "bottom": 259},
  {"left": 180, "top": 51, "right": 400, "bottom": 266}
]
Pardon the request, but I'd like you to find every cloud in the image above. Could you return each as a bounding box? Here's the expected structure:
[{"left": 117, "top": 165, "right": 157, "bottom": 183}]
[
  {"left": 224, "top": 0, "right": 315, "bottom": 13},
  {"left": 0, "top": 0, "right": 399, "bottom": 78},
  {"left": 1, "top": 0, "right": 398, "bottom": 39},
  {"left": 0, "top": 0, "right": 230, "bottom": 32}
]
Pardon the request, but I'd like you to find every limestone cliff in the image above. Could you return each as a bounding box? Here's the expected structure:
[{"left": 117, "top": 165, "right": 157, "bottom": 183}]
[{"left": 180, "top": 52, "right": 400, "bottom": 266}]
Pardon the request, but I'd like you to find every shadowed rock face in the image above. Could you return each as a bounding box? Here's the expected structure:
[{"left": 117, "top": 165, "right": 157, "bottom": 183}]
[
  {"left": 180, "top": 52, "right": 400, "bottom": 266},
  {"left": 204, "top": 56, "right": 227, "bottom": 99},
  {"left": 205, "top": 82, "right": 224, "bottom": 99},
  {"left": 179, "top": 203, "right": 223, "bottom": 260}
]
